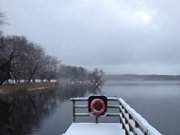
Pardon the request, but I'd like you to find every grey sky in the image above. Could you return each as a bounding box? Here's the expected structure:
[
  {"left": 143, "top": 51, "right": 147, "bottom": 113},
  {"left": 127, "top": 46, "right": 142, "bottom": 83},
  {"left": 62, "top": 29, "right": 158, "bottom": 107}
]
[{"left": 1, "top": 0, "right": 180, "bottom": 74}]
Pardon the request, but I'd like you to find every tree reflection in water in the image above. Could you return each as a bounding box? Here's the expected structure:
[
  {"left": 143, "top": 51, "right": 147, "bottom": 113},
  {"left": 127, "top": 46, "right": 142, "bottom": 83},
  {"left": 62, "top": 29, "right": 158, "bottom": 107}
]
[{"left": 0, "top": 84, "right": 101, "bottom": 135}]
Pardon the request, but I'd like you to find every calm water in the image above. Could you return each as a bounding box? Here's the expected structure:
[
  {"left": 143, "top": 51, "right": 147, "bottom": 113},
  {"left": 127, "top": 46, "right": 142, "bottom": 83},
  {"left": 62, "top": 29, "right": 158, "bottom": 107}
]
[{"left": 0, "top": 80, "right": 180, "bottom": 135}]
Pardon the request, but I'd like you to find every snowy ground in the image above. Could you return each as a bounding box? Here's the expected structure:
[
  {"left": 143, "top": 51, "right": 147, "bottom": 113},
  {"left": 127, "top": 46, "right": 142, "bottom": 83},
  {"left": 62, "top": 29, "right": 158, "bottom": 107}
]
[{"left": 64, "top": 123, "right": 124, "bottom": 135}]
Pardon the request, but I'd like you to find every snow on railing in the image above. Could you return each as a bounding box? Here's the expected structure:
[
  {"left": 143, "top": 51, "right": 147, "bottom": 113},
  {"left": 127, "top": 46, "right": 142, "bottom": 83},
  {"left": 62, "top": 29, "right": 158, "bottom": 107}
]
[
  {"left": 70, "top": 97, "right": 162, "bottom": 135},
  {"left": 119, "top": 98, "right": 162, "bottom": 135}
]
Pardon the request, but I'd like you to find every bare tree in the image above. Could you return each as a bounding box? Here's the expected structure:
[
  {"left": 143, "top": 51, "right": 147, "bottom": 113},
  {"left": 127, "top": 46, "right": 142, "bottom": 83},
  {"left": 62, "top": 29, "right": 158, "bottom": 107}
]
[
  {"left": 88, "top": 68, "right": 104, "bottom": 86},
  {"left": 0, "top": 36, "right": 44, "bottom": 84},
  {"left": 38, "top": 55, "right": 60, "bottom": 81},
  {"left": 0, "top": 36, "right": 22, "bottom": 84},
  {"left": 23, "top": 44, "right": 45, "bottom": 83}
]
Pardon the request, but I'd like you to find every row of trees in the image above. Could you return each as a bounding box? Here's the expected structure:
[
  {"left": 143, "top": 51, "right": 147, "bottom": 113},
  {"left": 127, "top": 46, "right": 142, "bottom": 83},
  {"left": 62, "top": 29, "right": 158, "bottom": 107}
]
[
  {"left": 0, "top": 35, "right": 104, "bottom": 85},
  {"left": 0, "top": 36, "right": 58, "bottom": 84},
  {"left": 0, "top": 12, "right": 104, "bottom": 85}
]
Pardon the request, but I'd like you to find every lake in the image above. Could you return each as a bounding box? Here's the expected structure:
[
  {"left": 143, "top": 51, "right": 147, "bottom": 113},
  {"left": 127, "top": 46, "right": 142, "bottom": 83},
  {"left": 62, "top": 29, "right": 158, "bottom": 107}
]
[{"left": 0, "top": 80, "right": 180, "bottom": 135}]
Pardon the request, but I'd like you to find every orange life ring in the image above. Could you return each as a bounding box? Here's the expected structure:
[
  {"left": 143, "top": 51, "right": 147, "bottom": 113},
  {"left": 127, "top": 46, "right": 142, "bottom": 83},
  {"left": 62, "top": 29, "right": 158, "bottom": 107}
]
[{"left": 90, "top": 98, "right": 107, "bottom": 117}]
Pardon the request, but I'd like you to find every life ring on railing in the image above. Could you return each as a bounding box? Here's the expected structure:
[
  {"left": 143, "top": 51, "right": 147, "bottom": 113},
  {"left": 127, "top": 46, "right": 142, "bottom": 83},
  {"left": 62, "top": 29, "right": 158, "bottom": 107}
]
[{"left": 90, "top": 98, "right": 107, "bottom": 117}]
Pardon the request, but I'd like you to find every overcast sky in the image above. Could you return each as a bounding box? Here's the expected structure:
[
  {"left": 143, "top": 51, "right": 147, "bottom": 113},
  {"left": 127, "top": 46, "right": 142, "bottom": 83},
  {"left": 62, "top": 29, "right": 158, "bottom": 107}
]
[{"left": 1, "top": 0, "right": 180, "bottom": 74}]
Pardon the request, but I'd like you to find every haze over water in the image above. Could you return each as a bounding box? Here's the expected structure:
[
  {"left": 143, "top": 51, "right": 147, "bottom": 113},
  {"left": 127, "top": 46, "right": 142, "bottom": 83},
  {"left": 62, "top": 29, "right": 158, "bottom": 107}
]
[
  {"left": 103, "top": 80, "right": 180, "bottom": 135},
  {"left": 0, "top": 80, "right": 179, "bottom": 135}
]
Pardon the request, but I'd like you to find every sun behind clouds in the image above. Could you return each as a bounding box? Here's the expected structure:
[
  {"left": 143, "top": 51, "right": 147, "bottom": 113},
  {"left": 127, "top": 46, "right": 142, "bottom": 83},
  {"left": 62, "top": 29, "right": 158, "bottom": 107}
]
[{"left": 135, "top": 10, "right": 153, "bottom": 25}]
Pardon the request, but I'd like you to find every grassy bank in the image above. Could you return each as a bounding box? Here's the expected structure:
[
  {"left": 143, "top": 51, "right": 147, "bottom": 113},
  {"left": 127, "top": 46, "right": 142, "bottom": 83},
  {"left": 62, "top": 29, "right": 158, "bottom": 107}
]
[{"left": 0, "top": 82, "right": 57, "bottom": 94}]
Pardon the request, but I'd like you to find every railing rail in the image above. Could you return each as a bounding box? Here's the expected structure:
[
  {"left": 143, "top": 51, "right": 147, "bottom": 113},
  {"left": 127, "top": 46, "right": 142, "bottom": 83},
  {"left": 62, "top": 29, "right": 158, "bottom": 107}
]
[{"left": 70, "top": 97, "right": 161, "bottom": 135}]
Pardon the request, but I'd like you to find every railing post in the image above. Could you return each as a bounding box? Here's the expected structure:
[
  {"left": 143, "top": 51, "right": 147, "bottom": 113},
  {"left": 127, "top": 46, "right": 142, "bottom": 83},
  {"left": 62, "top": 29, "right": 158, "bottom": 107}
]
[
  {"left": 95, "top": 116, "right": 98, "bottom": 123},
  {"left": 125, "top": 130, "right": 128, "bottom": 135},
  {"left": 72, "top": 100, "right": 75, "bottom": 122},
  {"left": 135, "top": 121, "right": 139, "bottom": 128},
  {"left": 145, "top": 130, "right": 149, "bottom": 135}
]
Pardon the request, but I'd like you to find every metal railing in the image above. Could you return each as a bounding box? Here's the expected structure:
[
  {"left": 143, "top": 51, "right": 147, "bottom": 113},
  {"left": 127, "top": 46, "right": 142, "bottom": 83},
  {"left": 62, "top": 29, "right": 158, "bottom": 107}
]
[{"left": 70, "top": 97, "right": 161, "bottom": 135}]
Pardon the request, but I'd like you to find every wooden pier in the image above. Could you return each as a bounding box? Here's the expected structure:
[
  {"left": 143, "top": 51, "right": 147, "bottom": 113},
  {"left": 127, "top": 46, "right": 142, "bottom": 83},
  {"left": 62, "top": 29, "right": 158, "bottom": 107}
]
[{"left": 63, "top": 97, "right": 161, "bottom": 135}]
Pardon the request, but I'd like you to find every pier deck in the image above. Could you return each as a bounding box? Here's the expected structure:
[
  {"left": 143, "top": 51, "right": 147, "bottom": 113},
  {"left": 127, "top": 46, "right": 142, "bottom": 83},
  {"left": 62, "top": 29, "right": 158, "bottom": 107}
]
[{"left": 64, "top": 123, "right": 124, "bottom": 135}]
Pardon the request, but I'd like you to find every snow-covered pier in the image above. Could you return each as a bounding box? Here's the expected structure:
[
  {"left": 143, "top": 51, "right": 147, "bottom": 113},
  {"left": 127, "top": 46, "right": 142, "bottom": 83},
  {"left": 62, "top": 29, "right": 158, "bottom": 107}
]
[{"left": 63, "top": 97, "right": 162, "bottom": 135}]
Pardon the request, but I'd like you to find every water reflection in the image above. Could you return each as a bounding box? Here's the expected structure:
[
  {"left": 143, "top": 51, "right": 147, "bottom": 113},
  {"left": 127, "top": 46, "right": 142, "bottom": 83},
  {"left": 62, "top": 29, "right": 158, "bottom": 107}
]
[{"left": 0, "top": 84, "right": 101, "bottom": 135}]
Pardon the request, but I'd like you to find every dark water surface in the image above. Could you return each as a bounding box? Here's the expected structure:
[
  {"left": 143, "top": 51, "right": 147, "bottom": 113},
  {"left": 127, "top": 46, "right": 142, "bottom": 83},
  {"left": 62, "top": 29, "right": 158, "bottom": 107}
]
[{"left": 0, "top": 80, "right": 180, "bottom": 135}]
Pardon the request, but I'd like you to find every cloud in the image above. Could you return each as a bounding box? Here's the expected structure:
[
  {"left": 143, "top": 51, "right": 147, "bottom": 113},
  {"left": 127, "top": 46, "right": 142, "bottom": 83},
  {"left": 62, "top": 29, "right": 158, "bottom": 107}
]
[{"left": 1, "top": 0, "right": 180, "bottom": 74}]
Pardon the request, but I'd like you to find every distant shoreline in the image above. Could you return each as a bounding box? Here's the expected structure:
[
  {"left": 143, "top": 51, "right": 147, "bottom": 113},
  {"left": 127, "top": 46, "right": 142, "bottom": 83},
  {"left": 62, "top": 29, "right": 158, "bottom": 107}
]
[{"left": 104, "top": 74, "right": 180, "bottom": 81}]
